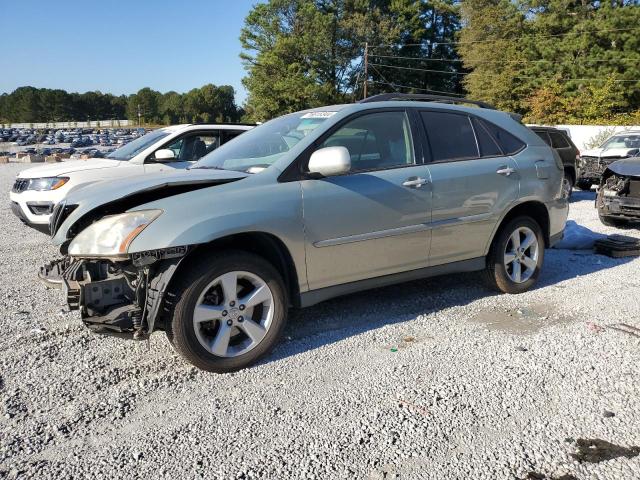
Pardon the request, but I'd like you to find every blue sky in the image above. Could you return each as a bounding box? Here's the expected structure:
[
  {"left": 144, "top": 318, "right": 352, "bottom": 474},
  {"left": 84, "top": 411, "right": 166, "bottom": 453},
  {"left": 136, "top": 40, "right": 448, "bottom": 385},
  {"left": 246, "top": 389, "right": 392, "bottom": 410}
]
[{"left": 0, "top": 0, "right": 259, "bottom": 104}]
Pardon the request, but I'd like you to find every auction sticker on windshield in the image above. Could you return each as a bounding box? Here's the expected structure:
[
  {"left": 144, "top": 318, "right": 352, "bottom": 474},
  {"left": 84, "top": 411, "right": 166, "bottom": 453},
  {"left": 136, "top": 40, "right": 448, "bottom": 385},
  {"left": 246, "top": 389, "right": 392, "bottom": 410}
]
[{"left": 301, "top": 112, "right": 337, "bottom": 119}]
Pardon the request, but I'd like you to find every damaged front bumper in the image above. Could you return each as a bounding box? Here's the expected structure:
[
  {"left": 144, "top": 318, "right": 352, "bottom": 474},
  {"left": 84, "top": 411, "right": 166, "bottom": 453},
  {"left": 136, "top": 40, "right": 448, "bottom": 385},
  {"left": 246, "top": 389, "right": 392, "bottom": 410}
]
[
  {"left": 597, "top": 173, "right": 640, "bottom": 221},
  {"left": 41, "top": 247, "right": 188, "bottom": 339},
  {"left": 598, "top": 194, "right": 640, "bottom": 220}
]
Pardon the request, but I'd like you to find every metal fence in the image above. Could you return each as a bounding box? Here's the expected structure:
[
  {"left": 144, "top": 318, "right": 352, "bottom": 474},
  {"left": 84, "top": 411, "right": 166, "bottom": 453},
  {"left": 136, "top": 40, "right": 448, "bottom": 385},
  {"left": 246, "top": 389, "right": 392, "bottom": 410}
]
[{"left": 1, "top": 120, "right": 131, "bottom": 129}]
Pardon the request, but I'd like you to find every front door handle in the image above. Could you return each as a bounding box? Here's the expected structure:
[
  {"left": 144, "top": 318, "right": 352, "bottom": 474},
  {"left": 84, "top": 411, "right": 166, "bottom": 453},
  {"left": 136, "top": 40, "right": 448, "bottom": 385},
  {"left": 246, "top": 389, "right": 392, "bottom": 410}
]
[
  {"left": 402, "top": 177, "right": 428, "bottom": 188},
  {"left": 496, "top": 166, "right": 516, "bottom": 176}
]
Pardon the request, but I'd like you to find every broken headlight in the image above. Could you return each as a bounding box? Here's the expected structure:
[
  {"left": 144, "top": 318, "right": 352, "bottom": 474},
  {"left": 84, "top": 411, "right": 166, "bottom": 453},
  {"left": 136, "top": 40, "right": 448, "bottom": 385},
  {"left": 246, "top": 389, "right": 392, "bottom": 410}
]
[{"left": 68, "top": 210, "right": 162, "bottom": 257}]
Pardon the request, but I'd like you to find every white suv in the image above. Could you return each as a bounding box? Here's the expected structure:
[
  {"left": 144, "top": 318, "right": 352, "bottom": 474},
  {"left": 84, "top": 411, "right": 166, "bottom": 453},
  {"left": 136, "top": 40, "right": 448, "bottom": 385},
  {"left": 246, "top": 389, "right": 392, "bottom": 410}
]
[{"left": 10, "top": 124, "right": 253, "bottom": 232}]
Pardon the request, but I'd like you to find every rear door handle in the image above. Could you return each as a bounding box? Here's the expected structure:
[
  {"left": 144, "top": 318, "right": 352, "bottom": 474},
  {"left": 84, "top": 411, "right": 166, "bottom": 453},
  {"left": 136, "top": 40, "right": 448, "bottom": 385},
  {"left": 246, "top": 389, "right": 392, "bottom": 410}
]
[
  {"left": 496, "top": 166, "right": 516, "bottom": 176},
  {"left": 402, "top": 177, "right": 428, "bottom": 188}
]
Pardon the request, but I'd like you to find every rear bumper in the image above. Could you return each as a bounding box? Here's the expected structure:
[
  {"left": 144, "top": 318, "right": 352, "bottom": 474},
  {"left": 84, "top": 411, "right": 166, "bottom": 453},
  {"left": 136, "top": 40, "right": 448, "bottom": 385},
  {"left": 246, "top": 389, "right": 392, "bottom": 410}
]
[{"left": 546, "top": 196, "right": 569, "bottom": 247}]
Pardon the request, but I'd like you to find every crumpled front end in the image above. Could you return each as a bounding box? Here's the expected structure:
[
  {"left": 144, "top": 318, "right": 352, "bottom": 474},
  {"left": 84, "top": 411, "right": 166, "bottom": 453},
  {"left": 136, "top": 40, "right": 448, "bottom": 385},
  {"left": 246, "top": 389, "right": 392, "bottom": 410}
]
[
  {"left": 41, "top": 247, "right": 188, "bottom": 339},
  {"left": 597, "top": 168, "right": 640, "bottom": 222}
]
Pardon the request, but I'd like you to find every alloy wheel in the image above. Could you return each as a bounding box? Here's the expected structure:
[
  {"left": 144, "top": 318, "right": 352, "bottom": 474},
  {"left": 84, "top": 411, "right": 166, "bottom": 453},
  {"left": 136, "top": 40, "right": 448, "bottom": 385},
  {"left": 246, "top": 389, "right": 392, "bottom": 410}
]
[
  {"left": 192, "top": 271, "right": 274, "bottom": 358},
  {"left": 503, "top": 227, "right": 539, "bottom": 284}
]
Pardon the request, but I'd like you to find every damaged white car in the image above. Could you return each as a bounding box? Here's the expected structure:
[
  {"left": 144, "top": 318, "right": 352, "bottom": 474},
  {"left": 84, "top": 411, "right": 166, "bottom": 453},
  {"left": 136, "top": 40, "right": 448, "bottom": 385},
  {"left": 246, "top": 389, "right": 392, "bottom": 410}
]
[{"left": 577, "top": 130, "right": 640, "bottom": 191}]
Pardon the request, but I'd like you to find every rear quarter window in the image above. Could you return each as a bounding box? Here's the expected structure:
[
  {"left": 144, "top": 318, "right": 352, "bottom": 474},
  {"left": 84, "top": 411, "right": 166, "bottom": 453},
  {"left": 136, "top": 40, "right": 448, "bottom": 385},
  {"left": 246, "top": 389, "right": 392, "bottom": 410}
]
[
  {"left": 549, "top": 131, "right": 570, "bottom": 149},
  {"left": 479, "top": 118, "right": 526, "bottom": 155},
  {"left": 533, "top": 130, "right": 552, "bottom": 146}
]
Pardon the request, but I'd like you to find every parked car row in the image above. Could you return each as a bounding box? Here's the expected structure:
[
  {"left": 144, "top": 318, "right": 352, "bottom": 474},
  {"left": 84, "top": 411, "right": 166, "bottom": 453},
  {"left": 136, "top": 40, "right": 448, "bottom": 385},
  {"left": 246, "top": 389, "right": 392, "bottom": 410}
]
[
  {"left": 1, "top": 127, "right": 147, "bottom": 147},
  {"left": 10, "top": 94, "right": 570, "bottom": 373}
]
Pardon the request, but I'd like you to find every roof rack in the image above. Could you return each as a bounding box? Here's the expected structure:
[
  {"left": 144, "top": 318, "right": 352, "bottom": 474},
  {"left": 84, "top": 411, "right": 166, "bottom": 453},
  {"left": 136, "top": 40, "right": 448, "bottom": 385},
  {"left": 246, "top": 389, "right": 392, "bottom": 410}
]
[{"left": 358, "top": 93, "right": 496, "bottom": 110}]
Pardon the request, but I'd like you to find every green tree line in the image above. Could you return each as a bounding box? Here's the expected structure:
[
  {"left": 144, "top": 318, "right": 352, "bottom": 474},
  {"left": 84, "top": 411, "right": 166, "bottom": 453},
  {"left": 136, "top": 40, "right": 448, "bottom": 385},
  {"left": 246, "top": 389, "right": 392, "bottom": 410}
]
[
  {"left": 0, "top": 84, "right": 243, "bottom": 125},
  {"left": 241, "top": 0, "right": 640, "bottom": 125},
  {"left": 240, "top": 0, "right": 464, "bottom": 121}
]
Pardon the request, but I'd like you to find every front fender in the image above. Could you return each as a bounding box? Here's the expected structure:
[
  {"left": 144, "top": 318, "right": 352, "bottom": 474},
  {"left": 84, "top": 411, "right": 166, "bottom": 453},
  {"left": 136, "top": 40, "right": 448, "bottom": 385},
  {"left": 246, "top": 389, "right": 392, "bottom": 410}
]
[{"left": 127, "top": 180, "right": 307, "bottom": 289}]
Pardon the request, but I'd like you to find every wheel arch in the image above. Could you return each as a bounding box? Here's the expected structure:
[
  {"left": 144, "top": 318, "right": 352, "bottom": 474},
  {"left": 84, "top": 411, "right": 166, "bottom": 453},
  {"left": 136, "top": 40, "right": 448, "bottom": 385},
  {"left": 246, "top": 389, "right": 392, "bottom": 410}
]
[
  {"left": 486, "top": 200, "right": 551, "bottom": 254},
  {"left": 167, "top": 231, "right": 301, "bottom": 310}
]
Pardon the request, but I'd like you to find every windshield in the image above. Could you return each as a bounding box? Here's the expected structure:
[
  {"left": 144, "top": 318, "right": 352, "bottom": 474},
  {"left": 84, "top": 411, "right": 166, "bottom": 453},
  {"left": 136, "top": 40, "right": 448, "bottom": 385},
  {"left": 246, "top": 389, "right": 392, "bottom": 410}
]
[
  {"left": 106, "top": 129, "right": 171, "bottom": 161},
  {"left": 601, "top": 134, "right": 640, "bottom": 151},
  {"left": 193, "top": 111, "right": 336, "bottom": 172}
]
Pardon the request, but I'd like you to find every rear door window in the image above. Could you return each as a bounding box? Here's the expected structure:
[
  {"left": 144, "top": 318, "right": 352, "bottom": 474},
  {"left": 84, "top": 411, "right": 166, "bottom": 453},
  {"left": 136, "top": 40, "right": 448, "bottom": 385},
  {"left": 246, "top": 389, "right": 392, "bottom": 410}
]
[
  {"left": 420, "top": 111, "right": 479, "bottom": 161},
  {"left": 161, "top": 132, "right": 221, "bottom": 162}
]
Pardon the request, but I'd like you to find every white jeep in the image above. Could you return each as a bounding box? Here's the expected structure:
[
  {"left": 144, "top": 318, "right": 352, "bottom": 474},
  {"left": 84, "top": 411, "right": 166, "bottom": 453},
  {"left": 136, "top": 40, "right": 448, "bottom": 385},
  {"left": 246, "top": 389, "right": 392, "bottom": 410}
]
[{"left": 9, "top": 123, "right": 253, "bottom": 232}]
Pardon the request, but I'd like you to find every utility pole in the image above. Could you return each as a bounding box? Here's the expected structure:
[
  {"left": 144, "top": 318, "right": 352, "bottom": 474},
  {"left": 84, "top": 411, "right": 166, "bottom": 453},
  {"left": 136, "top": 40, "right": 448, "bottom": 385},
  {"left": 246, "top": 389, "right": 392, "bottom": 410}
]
[
  {"left": 363, "top": 42, "right": 368, "bottom": 99},
  {"left": 137, "top": 104, "right": 141, "bottom": 127}
]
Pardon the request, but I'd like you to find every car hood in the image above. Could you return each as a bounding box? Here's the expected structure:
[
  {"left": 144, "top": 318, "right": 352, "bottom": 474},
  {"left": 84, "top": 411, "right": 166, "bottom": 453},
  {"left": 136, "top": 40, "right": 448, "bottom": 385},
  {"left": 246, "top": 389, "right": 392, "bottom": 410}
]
[
  {"left": 51, "top": 168, "right": 249, "bottom": 245},
  {"left": 605, "top": 157, "right": 640, "bottom": 177},
  {"left": 581, "top": 147, "right": 638, "bottom": 158},
  {"left": 18, "top": 158, "right": 122, "bottom": 178}
]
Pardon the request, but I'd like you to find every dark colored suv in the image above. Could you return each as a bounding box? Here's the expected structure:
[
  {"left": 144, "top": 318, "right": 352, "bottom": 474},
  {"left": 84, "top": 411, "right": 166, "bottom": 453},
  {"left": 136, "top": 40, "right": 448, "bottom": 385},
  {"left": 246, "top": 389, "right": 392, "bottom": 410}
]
[{"left": 530, "top": 126, "right": 579, "bottom": 197}]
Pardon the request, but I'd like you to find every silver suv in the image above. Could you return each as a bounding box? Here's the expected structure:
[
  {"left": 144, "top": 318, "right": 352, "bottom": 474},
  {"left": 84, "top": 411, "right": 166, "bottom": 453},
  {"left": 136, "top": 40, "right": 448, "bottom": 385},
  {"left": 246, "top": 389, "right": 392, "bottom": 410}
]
[{"left": 43, "top": 94, "right": 568, "bottom": 372}]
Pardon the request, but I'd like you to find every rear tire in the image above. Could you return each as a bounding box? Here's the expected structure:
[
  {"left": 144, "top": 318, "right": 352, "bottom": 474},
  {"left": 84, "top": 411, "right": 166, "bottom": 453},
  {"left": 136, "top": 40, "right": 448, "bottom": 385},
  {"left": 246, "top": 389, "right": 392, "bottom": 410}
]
[
  {"left": 166, "top": 251, "right": 288, "bottom": 373},
  {"left": 484, "top": 216, "right": 545, "bottom": 294},
  {"left": 562, "top": 172, "right": 575, "bottom": 199},
  {"left": 576, "top": 179, "right": 593, "bottom": 191}
]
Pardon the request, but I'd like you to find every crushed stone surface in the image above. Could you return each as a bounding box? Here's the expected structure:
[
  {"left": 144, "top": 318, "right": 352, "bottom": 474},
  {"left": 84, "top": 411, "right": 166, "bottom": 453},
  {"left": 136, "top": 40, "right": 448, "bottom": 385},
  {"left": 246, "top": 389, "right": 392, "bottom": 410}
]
[{"left": 1, "top": 164, "right": 639, "bottom": 479}]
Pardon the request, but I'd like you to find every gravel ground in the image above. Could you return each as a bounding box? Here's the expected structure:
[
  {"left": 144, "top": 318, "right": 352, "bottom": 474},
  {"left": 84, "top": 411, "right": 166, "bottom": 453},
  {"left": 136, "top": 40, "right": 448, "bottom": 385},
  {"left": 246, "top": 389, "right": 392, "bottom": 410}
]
[{"left": 1, "top": 163, "right": 639, "bottom": 480}]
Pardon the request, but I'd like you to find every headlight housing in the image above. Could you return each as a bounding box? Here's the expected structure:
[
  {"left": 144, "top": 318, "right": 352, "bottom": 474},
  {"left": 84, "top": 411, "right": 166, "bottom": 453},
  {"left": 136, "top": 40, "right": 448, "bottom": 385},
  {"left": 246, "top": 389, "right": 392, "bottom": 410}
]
[
  {"left": 68, "top": 210, "right": 162, "bottom": 257},
  {"left": 27, "top": 177, "right": 69, "bottom": 191}
]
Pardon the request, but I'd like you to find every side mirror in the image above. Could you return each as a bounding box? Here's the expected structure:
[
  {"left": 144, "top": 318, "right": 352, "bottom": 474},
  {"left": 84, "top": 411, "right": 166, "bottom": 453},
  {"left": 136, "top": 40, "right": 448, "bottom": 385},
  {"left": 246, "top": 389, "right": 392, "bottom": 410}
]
[
  {"left": 153, "top": 149, "right": 175, "bottom": 162},
  {"left": 308, "top": 146, "right": 351, "bottom": 177}
]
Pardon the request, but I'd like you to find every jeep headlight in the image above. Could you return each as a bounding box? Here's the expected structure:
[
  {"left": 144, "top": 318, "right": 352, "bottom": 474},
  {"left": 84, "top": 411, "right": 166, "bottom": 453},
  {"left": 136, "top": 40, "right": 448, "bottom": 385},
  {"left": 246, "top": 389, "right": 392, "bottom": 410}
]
[
  {"left": 68, "top": 210, "right": 162, "bottom": 257},
  {"left": 28, "top": 177, "right": 69, "bottom": 191}
]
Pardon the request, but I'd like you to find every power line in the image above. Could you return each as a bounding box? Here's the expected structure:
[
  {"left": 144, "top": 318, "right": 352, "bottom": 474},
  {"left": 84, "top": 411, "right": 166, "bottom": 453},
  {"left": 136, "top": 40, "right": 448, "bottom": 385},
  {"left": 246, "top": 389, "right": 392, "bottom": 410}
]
[
  {"left": 369, "top": 80, "right": 464, "bottom": 97},
  {"left": 370, "top": 62, "right": 465, "bottom": 75},
  {"left": 368, "top": 54, "right": 640, "bottom": 65},
  {"left": 369, "top": 26, "right": 640, "bottom": 49},
  {"left": 368, "top": 62, "right": 640, "bottom": 83}
]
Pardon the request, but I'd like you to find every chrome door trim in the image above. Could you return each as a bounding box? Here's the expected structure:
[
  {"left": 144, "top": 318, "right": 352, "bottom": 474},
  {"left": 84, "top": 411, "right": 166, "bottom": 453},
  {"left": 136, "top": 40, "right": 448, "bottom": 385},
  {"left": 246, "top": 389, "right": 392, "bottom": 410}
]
[
  {"left": 313, "top": 212, "right": 493, "bottom": 248},
  {"left": 313, "top": 223, "right": 431, "bottom": 248}
]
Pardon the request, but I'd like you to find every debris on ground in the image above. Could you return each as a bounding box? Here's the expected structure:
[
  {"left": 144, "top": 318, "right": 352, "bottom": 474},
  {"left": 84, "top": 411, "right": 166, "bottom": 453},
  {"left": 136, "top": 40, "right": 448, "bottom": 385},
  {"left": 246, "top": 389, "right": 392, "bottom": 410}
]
[
  {"left": 586, "top": 322, "right": 605, "bottom": 333},
  {"left": 594, "top": 234, "right": 640, "bottom": 258},
  {"left": 606, "top": 323, "right": 640, "bottom": 338}
]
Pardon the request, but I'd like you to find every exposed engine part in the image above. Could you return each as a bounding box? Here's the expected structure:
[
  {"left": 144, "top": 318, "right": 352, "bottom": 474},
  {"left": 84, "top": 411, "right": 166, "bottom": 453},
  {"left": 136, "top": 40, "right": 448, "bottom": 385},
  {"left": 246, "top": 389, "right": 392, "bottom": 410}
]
[
  {"left": 598, "top": 168, "right": 640, "bottom": 223},
  {"left": 602, "top": 174, "right": 630, "bottom": 196},
  {"left": 38, "top": 257, "right": 73, "bottom": 289},
  {"left": 83, "top": 277, "right": 130, "bottom": 313},
  {"left": 51, "top": 254, "right": 186, "bottom": 340}
]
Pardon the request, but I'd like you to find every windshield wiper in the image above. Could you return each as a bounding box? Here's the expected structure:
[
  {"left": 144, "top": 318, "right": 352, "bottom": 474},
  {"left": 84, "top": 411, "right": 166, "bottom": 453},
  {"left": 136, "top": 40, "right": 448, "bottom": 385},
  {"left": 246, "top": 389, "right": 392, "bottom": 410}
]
[{"left": 189, "top": 165, "right": 227, "bottom": 171}]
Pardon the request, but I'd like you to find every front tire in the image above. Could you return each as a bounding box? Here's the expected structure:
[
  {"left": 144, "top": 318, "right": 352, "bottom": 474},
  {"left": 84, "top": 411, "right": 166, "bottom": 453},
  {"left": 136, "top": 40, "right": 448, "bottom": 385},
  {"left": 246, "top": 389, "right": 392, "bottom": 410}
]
[
  {"left": 484, "top": 217, "right": 545, "bottom": 294},
  {"left": 576, "top": 179, "right": 592, "bottom": 191},
  {"left": 166, "top": 251, "right": 288, "bottom": 373}
]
